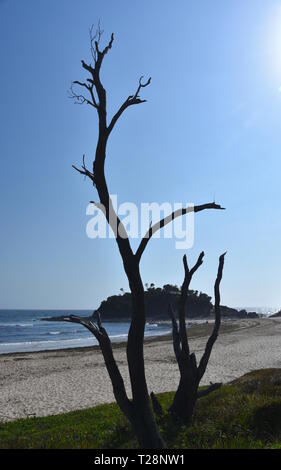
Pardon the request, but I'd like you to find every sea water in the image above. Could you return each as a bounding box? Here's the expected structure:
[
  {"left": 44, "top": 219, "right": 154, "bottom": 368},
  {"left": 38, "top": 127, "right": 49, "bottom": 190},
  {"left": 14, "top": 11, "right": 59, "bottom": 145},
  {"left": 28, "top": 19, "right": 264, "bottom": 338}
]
[{"left": 0, "top": 310, "right": 171, "bottom": 354}]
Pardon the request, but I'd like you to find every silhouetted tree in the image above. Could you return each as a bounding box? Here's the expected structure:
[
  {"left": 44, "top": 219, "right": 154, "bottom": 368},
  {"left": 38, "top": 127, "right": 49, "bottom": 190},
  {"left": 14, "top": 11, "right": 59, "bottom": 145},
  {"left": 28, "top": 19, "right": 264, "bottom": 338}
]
[
  {"left": 56, "top": 25, "right": 224, "bottom": 448},
  {"left": 165, "top": 252, "right": 226, "bottom": 423}
]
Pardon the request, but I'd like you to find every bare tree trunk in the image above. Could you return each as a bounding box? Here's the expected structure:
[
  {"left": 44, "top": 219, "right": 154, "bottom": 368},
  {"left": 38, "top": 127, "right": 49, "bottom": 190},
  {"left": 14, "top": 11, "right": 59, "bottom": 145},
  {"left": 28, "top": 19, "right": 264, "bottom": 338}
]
[
  {"left": 126, "top": 263, "right": 164, "bottom": 448},
  {"left": 168, "top": 253, "right": 225, "bottom": 424},
  {"left": 169, "top": 354, "right": 198, "bottom": 423}
]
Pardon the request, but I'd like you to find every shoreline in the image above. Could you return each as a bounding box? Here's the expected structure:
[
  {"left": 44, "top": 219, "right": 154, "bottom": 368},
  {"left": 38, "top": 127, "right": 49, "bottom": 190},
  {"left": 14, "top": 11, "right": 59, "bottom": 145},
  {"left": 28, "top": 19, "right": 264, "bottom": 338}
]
[
  {"left": 0, "top": 318, "right": 246, "bottom": 359},
  {"left": 0, "top": 318, "right": 280, "bottom": 423}
]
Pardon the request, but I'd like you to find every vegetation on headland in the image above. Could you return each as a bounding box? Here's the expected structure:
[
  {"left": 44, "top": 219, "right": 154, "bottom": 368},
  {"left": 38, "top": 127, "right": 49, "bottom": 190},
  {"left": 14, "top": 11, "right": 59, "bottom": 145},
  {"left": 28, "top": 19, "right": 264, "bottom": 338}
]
[
  {"left": 97, "top": 284, "right": 259, "bottom": 321},
  {"left": 0, "top": 368, "right": 280, "bottom": 449}
]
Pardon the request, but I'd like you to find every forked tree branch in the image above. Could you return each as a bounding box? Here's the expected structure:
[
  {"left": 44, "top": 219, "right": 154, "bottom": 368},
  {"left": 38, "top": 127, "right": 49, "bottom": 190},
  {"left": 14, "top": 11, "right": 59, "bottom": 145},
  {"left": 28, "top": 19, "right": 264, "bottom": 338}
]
[
  {"left": 71, "top": 29, "right": 136, "bottom": 265},
  {"left": 69, "top": 82, "right": 98, "bottom": 108},
  {"left": 167, "top": 252, "right": 204, "bottom": 370},
  {"left": 178, "top": 251, "right": 205, "bottom": 357},
  {"left": 51, "top": 311, "right": 132, "bottom": 419},
  {"left": 107, "top": 76, "right": 151, "bottom": 135},
  {"left": 77, "top": 30, "right": 114, "bottom": 130},
  {"left": 168, "top": 253, "right": 226, "bottom": 421},
  {"left": 135, "top": 203, "right": 225, "bottom": 261},
  {"left": 71, "top": 28, "right": 225, "bottom": 268},
  {"left": 72, "top": 24, "right": 151, "bottom": 139},
  {"left": 198, "top": 252, "right": 226, "bottom": 380},
  {"left": 72, "top": 154, "right": 95, "bottom": 183}
]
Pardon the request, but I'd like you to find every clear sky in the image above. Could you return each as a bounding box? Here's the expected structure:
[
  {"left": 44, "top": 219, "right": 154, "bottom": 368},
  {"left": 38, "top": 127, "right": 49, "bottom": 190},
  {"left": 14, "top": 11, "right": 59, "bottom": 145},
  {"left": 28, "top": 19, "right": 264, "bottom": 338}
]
[{"left": 0, "top": 0, "right": 281, "bottom": 310}]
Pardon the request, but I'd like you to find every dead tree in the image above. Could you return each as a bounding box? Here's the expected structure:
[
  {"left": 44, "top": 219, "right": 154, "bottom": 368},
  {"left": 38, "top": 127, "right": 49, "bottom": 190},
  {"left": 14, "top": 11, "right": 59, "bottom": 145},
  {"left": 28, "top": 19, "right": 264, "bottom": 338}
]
[
  {"left": 167, "top": 252, "right": 226, "bottom": 424},
  {"left": 59, "top": 25, "right": 224, "bottom": 448}
]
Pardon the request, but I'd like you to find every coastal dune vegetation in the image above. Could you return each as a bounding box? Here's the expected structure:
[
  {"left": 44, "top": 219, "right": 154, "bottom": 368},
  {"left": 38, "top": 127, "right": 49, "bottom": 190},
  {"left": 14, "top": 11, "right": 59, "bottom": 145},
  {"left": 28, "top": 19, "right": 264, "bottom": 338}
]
[{"left": 0, "top": 369, "right": 280, "bottom": 449}]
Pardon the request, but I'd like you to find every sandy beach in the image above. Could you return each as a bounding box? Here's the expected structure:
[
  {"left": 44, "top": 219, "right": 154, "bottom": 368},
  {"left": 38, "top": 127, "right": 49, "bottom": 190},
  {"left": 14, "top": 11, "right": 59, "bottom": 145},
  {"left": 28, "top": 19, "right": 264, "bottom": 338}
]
[{"left": 0, "top": 317, "right": 280, "bottom": 423}]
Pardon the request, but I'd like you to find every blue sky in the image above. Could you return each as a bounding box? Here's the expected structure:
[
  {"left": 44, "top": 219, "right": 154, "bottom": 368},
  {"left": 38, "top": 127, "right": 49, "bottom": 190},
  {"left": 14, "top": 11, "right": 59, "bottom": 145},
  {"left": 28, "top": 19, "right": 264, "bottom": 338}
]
[{"left": 0, "top": 0, "right": 281, "bottom": 309}]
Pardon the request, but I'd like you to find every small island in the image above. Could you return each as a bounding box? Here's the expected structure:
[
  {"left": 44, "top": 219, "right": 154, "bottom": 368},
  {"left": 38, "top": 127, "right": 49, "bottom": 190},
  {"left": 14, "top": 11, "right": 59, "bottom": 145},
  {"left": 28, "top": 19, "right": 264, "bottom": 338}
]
[
  {"left": 43, "top": 284, "right": 260, "bottom": 323},
  {"left": 97, "top": 285, "right": 260, "bottom": 320}
]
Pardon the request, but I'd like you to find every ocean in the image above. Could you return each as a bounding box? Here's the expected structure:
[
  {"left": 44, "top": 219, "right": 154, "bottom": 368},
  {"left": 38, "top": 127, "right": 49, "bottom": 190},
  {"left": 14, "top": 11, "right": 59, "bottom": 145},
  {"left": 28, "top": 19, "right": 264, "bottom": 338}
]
[{"left": 0, "top": 310, "right": 171, "bottom": 354}]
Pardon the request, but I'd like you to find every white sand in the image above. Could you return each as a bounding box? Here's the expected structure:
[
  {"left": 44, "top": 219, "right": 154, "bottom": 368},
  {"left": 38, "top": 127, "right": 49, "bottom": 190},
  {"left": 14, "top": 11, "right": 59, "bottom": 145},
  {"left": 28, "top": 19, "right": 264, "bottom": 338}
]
[{"left": 0, "top": 318, "right": 280, "bottom": 422}]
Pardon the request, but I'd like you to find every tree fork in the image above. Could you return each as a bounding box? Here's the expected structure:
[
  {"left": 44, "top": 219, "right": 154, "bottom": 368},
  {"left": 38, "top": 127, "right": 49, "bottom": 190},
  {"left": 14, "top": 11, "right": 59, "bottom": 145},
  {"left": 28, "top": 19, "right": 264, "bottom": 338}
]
[{"left": 169, "top": 252, "right": 226, "bottom": 424}]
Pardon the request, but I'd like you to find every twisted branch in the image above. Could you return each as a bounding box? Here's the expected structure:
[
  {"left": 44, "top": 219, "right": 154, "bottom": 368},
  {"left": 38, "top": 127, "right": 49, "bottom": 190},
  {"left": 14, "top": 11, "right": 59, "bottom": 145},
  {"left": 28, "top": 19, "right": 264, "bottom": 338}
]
[
  {"left": 69, "top": 82, "right": 97, "bottom": 108},
  {"left": 72, "top": 154, "right": 95, "bottom": 183},
  {"left": 51, "top": 311, "right": 132, "bottom": 419},
  {"left": 136, "top": 203, "right": 225, "bottom": 261},
  {"left": 107, "top": 76, "right": 151, "bottom": 135}
]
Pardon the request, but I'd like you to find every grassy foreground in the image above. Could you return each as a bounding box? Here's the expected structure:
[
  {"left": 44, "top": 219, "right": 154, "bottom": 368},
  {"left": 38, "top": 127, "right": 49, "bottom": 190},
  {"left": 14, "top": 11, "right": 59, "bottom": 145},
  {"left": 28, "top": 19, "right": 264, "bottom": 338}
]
[{"left": 0, "top": 368, "right": 281, "bottom": 449}]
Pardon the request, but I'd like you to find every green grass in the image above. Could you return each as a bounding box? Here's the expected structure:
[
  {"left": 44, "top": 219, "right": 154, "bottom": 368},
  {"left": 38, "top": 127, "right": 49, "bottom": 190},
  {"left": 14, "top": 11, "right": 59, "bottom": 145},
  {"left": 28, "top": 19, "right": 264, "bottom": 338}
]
[{"left": 0, "top": 368, "right": 281, "bottom": 449}]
